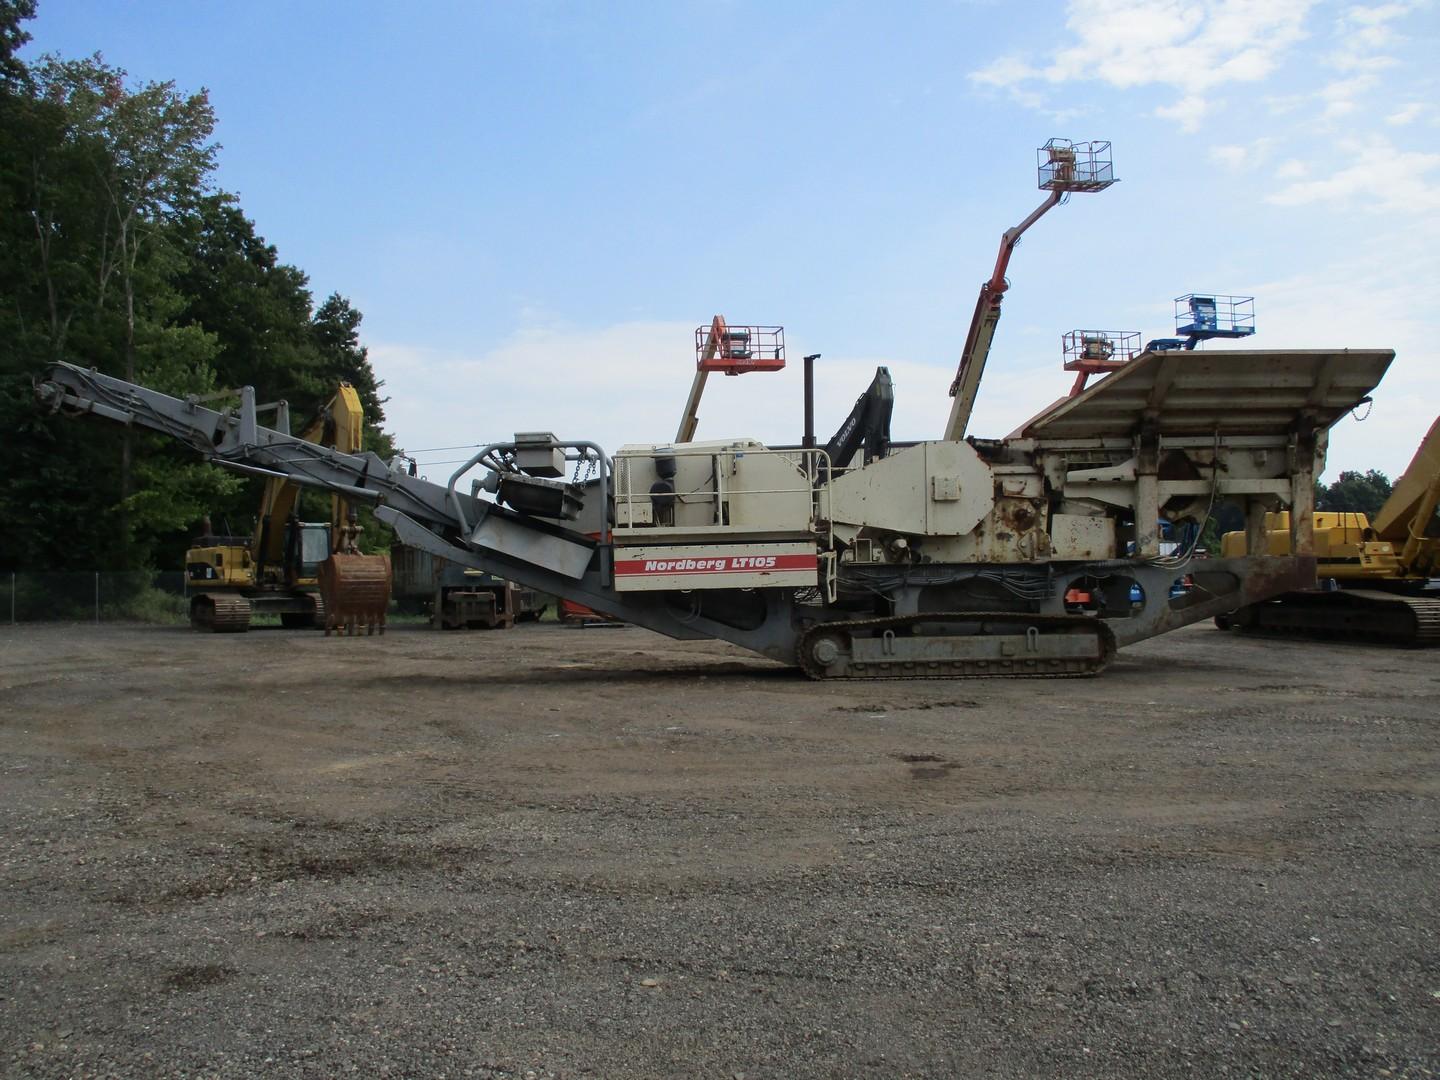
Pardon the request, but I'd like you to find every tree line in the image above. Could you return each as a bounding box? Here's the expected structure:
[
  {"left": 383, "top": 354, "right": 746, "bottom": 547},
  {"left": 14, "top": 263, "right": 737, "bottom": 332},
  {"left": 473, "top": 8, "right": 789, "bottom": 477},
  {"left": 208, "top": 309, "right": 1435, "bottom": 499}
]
[{"left": 0, "top": 0, "right": 394, "bottom": 574}]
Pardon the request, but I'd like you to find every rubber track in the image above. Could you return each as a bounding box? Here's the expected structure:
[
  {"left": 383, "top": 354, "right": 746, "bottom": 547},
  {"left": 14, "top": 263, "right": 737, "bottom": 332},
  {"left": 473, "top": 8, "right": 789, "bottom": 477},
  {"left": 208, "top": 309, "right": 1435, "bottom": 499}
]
[
  {"left": 192, "top": 593, "right": 252, "bottom": 633},
  {"left": 1234, "top": 590, "right": 1440, "bottom": 647},
  {"left": 796, "top": 611, "right": 1117, "bottom": 681}
]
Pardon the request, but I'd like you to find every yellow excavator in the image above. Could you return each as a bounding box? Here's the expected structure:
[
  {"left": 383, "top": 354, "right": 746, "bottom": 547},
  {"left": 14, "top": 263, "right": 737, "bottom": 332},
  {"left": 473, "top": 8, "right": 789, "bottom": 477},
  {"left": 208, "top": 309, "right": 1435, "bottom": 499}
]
[
  {"left": 185, "top": 383, "right": 390, "bottom": 632},
  {"left": 1216, "top": 416, "right": 1440, "bottom": 645}
]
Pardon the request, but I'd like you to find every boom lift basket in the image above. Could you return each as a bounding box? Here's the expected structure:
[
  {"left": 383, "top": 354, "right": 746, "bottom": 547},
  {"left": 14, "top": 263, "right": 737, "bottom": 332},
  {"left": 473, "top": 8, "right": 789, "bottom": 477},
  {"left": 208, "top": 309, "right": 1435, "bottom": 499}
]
[
  {"left": 1062, "top": 329, "right": 1139, "bottom": 374},
  {"left": 1174, "top": 294, "right": 1255, "bottom": 341},
  {"left": 1037, "top": 139, "right": 1116, "bottom": 193},
  {"left": 696, "top": 322, "right": 784, "bottom": 375}
]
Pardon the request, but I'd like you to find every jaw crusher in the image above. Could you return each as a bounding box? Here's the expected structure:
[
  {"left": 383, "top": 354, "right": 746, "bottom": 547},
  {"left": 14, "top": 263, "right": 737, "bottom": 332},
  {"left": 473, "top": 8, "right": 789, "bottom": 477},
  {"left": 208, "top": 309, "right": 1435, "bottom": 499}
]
[{"left": 37, "top": 345, "right": 1391, "bottom": 678}]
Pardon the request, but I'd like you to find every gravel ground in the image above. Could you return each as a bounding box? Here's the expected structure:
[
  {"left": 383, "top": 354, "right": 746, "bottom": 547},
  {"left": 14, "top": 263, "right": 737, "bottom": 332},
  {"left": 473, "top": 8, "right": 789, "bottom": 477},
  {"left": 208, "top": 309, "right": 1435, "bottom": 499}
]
[{"left": 0, "top": 621, "right": 1436, "bottom": 1079}]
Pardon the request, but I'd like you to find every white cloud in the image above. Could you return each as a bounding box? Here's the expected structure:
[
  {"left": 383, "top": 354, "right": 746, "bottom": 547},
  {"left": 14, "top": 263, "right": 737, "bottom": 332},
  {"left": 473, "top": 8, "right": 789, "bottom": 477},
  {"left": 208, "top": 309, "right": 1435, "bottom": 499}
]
[
  {"left": 1324, "top": 0, "right": 1409, "bottom": 75},
  {"left": 1263, "top": 92, "right": 1309, "bottom": 115},
  {"left": 1211, "top": 145, "right": 1248, "bottom": 169},
  {"left": 1210, "top": 137, "right": 1275, "bottom": 170},
  {"left": 1335, "top": 0, "right": 1416, "bottom": 52},
  {"left": 969, "top": 55, "right": 1039, "bottom": 89},
  {"left": 969, "top": 0, "right": 1314, "bottom": 121},
  {"left": 1386, "top": 101, "right": 1428, "bottom": 125},
  {"left": 1316, "top": 72, "right": 1379, "bottom": 122},
  {"left": 1155, "top": 95, "right": 1212, "bottom": 132},
  {"left": 1244, "top": 230, "right": 1440, "bottom": 478},
  {"left": 1266, "top": 135, "right": 1440, "bottom": 212}
]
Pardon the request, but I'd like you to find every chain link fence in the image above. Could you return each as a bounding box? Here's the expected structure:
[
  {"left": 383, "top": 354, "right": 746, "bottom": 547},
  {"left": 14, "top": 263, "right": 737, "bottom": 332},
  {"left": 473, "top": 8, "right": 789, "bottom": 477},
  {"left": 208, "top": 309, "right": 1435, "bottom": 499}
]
[
  {"left": 1, "top": 571, "right": 191, "bottom": 624},
  {"left": 1, "top": 571, "right": 564, "bottom": 627}
]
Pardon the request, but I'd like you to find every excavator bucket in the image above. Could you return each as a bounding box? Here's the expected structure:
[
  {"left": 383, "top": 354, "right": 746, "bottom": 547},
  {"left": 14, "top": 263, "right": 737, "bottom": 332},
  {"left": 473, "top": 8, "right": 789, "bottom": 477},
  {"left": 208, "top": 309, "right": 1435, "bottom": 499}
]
[{"left": 318, "top": 553, "right": 392, "bottom": 636}]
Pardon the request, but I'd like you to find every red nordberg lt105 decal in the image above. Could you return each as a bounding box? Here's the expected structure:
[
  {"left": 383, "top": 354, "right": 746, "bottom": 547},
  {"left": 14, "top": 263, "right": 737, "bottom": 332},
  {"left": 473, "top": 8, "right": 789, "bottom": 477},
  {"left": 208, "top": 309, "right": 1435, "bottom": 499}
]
[{"left": 614, "top": 554, "right": 817, "bottom": 575}]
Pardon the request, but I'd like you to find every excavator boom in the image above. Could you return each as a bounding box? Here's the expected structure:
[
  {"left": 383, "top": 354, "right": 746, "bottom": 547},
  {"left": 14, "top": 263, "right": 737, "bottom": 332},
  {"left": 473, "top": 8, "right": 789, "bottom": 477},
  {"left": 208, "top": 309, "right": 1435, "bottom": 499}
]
[
  {"left": 1369, "top": 416, "right": 1440, "bottom": 571},
  {"left": 253, "top": 383, "right": 365, "bottom": 575}
]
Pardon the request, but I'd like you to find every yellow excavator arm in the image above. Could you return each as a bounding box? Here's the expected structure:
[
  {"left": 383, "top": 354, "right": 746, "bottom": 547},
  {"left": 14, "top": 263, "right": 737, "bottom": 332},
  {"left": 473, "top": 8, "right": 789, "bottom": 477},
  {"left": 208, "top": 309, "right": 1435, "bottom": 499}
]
[
  {"left": 253, "top": 384, "right": 365, "bottom": 575},
  {"left": 1368, "top": 415, "right": 1440, "bottom": 573}
]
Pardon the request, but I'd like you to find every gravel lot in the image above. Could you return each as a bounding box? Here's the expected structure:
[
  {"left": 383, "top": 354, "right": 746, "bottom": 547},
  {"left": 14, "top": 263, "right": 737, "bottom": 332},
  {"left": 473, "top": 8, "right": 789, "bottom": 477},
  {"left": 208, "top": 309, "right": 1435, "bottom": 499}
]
[{"left": 0, "top": 621, "right": 1436, "bottom": 1079}]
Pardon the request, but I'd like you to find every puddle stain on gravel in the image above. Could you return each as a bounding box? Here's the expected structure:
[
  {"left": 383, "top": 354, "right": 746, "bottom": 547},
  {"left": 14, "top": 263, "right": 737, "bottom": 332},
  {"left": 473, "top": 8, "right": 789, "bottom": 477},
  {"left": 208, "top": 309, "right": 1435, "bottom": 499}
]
[
  {"left": 347, "top": 662, "right": 798, "bottom": 692},
  {"left": 891, "top": 753, "right": 963, "bottom": 780},
  {"left": 163, "top": 963, "right": 234, "bottom": 991},
  {"left": 836, "top": 700, "right": 979, "bottom": 714},
  {"left": 108, "top": 842, "right": 477, "bottom": 908}
]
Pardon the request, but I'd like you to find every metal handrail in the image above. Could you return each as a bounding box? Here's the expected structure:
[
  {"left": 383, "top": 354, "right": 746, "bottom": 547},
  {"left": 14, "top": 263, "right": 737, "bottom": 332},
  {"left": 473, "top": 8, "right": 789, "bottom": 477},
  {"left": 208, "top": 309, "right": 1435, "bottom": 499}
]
[{"left": 446, "top": 440, "right": 611, "bottom": 538}]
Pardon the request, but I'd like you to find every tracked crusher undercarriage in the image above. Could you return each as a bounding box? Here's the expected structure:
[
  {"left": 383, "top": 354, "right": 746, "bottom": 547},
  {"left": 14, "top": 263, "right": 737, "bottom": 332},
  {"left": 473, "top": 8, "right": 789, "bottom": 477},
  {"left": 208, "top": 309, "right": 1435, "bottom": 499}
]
[{"left": 37, "top": 347, "right": 1391, "bottom": 679}]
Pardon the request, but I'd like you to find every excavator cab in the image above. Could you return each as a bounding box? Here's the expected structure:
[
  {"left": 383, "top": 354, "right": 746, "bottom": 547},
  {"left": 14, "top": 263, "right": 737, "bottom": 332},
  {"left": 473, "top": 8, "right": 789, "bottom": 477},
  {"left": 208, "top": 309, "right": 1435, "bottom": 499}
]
[{"left": 288, "top": 521, "right": 333, "bottom": 585}]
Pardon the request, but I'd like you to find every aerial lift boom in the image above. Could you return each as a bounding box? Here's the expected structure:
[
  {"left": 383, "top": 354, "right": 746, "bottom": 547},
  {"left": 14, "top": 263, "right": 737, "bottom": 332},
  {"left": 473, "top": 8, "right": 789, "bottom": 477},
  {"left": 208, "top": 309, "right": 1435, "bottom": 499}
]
[
  {"left": 676, "top": 317, "right": 784, "bottom": 443},
  {"left": 944, "top": 139, "right": 1116, "bottom": 441}
]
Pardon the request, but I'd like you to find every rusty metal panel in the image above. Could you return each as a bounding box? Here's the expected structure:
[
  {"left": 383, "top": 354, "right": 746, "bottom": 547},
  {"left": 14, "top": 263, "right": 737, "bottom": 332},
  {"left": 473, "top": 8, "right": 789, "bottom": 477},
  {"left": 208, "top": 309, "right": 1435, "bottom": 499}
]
[{"left": 1050, "top": 514, "right": 1115, "bottom": 559}]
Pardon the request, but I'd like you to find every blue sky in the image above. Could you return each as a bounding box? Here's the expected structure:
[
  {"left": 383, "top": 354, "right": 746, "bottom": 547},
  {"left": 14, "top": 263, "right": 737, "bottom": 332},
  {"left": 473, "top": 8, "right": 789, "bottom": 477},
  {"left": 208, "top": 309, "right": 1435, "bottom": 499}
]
[{"left": 24, "top": 0, "right": 1439, "bottom": 479}]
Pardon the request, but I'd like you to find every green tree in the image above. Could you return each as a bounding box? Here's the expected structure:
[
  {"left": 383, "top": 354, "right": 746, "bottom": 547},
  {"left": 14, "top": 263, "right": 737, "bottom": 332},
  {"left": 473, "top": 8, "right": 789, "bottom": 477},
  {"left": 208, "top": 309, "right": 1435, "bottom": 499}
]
[
  {"left": 1318, "top": 469, "right": 1392, "bottom": 518},
  {"left": 32, "top": 54, "right": 219, "bottom": 546},
  {"left": 1198, "top": 499, "right": 1245, "bottom": 553},
  {"left": 0, "top": 0, "right": 35, "bottom": 91},
  {"left": 171, "top": 193, "right": 318, "bottom": 406},
  {"left": 2, "top": 23, "right": 394, "bottom": 572},
  {"left": 1, "top": 48, "right": 232, "bottom": 570}
]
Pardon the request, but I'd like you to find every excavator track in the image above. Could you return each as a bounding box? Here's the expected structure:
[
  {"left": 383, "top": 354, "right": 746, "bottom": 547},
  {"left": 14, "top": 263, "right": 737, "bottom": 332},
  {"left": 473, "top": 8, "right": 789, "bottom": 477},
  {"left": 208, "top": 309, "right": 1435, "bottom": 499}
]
[
  {"left": 1218, "top": 589, "right": 1440, "bottom": 647},
  {"left": 796, "top": 611, "right": 1116, "bottom": 680},
  {"left": 189, "top": 593, "right": 252, "bottom": 634},
  {"left": 279, "top": 594, "right": 326, "bottom": 630}
]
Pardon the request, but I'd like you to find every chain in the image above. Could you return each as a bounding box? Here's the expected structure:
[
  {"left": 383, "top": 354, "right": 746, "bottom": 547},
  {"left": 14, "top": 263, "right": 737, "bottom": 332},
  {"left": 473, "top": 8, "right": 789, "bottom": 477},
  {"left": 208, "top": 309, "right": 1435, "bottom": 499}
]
[{"left": 572, "top": 453, "right": 596, "bottom": 485}]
